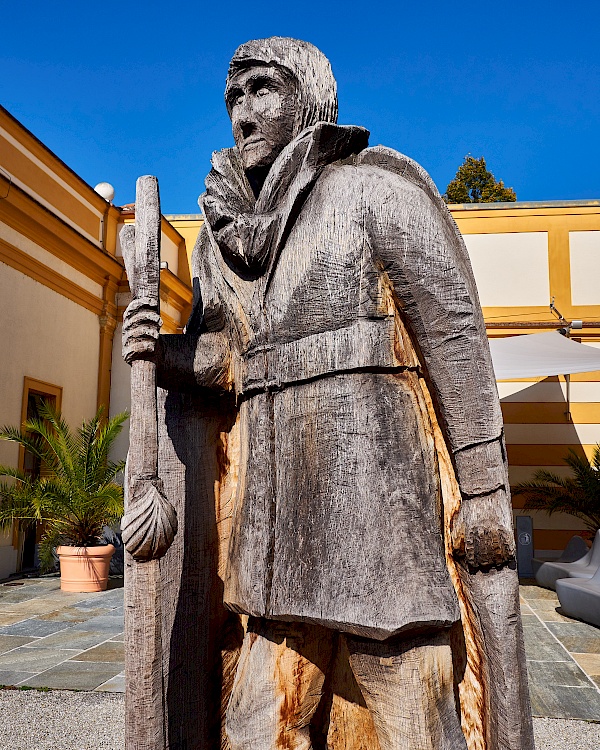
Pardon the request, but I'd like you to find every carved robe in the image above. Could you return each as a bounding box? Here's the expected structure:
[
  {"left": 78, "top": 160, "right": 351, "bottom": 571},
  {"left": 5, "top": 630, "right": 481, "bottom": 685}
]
[
  {"left": 176, "top": 122, "right": 504, "bottom": 638},
  {"left": 146, "top": 122, "right": 533, "bottom": 750}
]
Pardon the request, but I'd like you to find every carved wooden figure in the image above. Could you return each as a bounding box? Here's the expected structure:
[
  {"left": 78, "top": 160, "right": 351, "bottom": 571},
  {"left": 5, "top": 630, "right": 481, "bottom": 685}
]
[{"left": 122, "top": 37, "right": 535, "bottom": 750}]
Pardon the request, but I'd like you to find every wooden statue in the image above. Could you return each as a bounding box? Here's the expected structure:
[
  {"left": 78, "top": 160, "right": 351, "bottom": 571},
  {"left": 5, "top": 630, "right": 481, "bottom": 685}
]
[{"left": 122, "top": 37, "right": 534, "bottom": 750}]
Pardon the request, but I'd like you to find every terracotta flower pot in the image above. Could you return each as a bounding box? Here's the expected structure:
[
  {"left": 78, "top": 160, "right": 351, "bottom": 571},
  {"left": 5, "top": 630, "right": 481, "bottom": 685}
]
[{"left": 57, "top": 544, "right": 115, "bottom": 592}]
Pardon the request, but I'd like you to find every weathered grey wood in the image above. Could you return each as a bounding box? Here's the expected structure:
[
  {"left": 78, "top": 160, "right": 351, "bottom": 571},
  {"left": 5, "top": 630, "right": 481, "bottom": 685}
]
[
  {"left": 123, "top": 37, "right": 534, "bottom": 750},
  {"left": 120, "top": 177, "right": 177, "bottom": 562},
  {"left": 121, "top": 177, "right": 177, "bottom": 750},
  {"left": 155, "top": 387, "right": 240, "bottom": 749}
]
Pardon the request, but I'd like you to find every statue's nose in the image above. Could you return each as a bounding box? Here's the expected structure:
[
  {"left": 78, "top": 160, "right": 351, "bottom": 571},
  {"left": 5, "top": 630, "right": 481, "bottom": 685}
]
[{"left": 233, "top": 97, "right": 258, "bottom": 128}]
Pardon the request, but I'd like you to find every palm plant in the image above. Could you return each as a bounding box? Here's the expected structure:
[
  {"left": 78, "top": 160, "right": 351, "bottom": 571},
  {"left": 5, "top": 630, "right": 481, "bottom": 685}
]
[
  {"left": 0, "top": 402, "right": 127, "bottom": 572},
  {"left": 512, "top": 447, "right": 600, "bottom": 536}
]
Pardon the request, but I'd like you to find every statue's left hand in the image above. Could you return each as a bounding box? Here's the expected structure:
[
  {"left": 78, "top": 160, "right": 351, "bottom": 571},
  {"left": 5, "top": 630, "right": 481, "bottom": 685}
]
[{"left": 451, "top": 488, "right": 516, "bottom": 569}]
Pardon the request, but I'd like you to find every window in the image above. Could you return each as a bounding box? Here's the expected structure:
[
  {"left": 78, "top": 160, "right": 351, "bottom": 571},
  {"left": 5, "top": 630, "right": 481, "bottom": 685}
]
[{"left": 14, "top": 378, "right": 62, "bottom": 569}]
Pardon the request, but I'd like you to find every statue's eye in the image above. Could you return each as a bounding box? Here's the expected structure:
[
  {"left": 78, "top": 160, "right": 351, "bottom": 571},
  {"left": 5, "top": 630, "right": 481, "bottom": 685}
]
[
  {"left": 256, "top": 87, "right": 270, "bottom": 97},
  {"left": 234, "top": 94, "right": 245, "bottom": 106}
]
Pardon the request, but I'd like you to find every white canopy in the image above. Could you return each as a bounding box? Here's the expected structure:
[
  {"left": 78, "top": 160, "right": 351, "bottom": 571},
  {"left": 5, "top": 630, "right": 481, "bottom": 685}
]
[{"left": 489, "top": 331, "right": 600, "bottom": 381}]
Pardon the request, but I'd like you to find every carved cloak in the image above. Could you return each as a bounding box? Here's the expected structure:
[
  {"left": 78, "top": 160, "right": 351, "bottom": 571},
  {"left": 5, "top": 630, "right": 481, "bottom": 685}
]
[{"left": 126, "top": 124, "right": 533, "bottom": 750}]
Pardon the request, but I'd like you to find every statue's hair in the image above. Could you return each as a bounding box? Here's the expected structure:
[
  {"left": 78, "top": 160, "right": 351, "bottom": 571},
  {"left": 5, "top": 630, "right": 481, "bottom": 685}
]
[{"left": 226, "top": 37, "right": 338, "bottom": 133}]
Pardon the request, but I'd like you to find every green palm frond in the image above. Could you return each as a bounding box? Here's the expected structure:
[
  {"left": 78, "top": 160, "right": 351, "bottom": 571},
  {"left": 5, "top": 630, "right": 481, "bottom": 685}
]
[
  {"left": 0, "top": 465, "right": 29, "bottom": 483},
  {"left": 84, "top": 411, "right": 128, "bottom": 489},
  {"left": 0, "top": 404, "right": 128, "bottom": 571},
  {"left": 0, "top": 480, "right": 39, "bottom": 531},
  {"left": 26, "top": 405, "right": 78, "bottom": 482},
  {"left": 0, "top": 427, "right": 52, "bottom": 468},
  {"left": 513, "top": 445, "right": 600, "bottom": 534}
]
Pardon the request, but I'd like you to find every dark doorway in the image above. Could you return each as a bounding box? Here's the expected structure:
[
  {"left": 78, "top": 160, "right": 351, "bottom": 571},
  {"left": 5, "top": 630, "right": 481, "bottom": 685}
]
[{"left": 20, "top": 390, "right": 57, "bottom": 571}]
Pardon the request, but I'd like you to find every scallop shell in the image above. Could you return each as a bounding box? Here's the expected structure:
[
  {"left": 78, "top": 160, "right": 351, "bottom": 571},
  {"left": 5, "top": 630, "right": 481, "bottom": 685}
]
[{"left": 121, "top": 478, "right": 177, "bottom": 561}]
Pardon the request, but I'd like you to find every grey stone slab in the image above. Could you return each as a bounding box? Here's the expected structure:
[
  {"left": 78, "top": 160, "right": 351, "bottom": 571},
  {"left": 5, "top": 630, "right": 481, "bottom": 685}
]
[
  {"left": 0, "top": 635, "right": 37, "bottom": 655},
  {"left": 528, "top": 681, "right": 600, "bottom": 721},
  {"left": 73, "top": 589, "right": 123, "bottom": 611},
  {"left": 546, "top": 622, "right": 600, "bottom": 654},
  {"left": 528, "top": 598, "right": 564, "bottom": 611},
  {"left": 0, "top": 590, "right": 42, "bottom": 605},
  {"left": 72, "top": 597, "right": 108, "bottom": 611},
  {"left": 74, "top": 596, "right": 118, "bottom": 611},
  {"left": 22, "top": 660, "right": 123, "bottom": 690},
  {"left": 95, "top": 671, "right": 125, "bottom": 693},
  {"left": 554, "top": 635, "right": 600, "bottom": 654},
  {"left": 1, "top": 593, "right": 88, "bottom": 616},
  {"left": 0, "top": 600, "right": 61, "bottom": 616},
  {"left": 527, "top": 660, "right": 592, "bottom": 688},
  {"left": 522, "top": 617, "right": 548, "bottom": 629},
  {"left": 0, "top": 670, "right": 37, "bottom": 686},
  {"left": 0, "top": 618, "right": 70, "bottom": 637},
  {"left": 0, "top": 613, "right": 29, "bottom": 626},
  {"left": 520, "top": 585, "right": 561, "bottom": 602},
  {"left": 71, "top": 641, "right": 124, "bottom": 663},
  {"left": 546, "top": 621, "right": 600, "bottom": 638},
  {"left": 0, "top": 582, "right": 55, "bottom": 600},
  {"left": 536, "top": 607, "right": 579, "bottom": 624},
  {"left": 29, "top": 629, "right": 114, "bottom": 651},
  {"left": 71, "top": 615, "right": 123, "bottom": 633},
  {"left": 37, "top": 606, "right": 110, "bottom": 623},
  {"left": 571, "top": 652, "right": 600, "bottom": 677},
  {"left": 523, "top": 628, "right": 570, "bottom": 662},
  {"left": 100, "top": 585, "right": 124, "bottom": 599},
  {"left": 0, "top": 646, "right": 76, "bottom": 672}
]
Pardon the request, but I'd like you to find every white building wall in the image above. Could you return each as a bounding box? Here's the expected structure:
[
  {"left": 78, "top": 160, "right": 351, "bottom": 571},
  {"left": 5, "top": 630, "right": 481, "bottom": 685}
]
[
  {"left": 569, "top": 231, "right": 600, "bottom": 306},
  {"left": 463, "top": 232, "right": 550, "bottom": 307},
  {"left": 0, "top": 261, "right": 101, "bottom": 578}
]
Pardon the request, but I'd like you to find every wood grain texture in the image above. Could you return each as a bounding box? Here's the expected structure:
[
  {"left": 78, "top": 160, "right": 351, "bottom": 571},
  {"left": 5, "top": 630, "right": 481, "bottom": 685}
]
[
  {"left": 124, "top": 37, "right": 534, "bottom": 750},
  {"left": 122, "top": 178, "right": 179, "bottom": 750},
  {"left": 120, "top": 176, "right": 177, "bottom": 562}
]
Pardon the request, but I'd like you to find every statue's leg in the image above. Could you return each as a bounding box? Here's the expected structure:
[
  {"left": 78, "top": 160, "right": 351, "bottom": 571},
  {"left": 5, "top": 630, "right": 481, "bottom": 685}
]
[
  {"left": 346, "top": 628, "right": 467, "bottom": 750},
  {"left": 225, "top": 617, "right": 335, "bottom": 750}
]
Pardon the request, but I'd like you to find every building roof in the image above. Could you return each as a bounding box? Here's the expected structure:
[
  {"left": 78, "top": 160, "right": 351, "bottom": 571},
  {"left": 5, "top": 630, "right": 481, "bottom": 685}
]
[{"left": 448, "top": 199, "right": 600, "bottom": 211}]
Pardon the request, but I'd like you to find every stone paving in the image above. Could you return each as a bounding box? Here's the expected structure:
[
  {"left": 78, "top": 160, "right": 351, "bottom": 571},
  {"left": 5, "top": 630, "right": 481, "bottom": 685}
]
[
  {"left": 1, "top": 575, "right": 600, "bottom": 723},
  {"left": 0, "top": 576, "right": 124, "bottom": 692},
  {"left": 520, "top": 580, "right": 600, "bottom": 721}
]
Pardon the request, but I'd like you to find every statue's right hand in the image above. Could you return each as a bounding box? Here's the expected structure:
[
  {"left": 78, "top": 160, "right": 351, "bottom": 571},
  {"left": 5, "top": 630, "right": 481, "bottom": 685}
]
[{"left": 122, "top": 297, "right": 162, "bottom": 365}]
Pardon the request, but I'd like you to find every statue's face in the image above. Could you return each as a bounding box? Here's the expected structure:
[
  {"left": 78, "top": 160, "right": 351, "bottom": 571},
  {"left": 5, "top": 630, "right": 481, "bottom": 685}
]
[{"left": 226, "top": 65, "right": 297, "bottom": 172}]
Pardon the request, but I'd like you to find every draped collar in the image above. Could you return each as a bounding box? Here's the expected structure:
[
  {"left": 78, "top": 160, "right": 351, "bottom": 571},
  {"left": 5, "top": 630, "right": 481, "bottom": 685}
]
[{"left": 199, "top": 123, "right": 369, "bottom": 277}]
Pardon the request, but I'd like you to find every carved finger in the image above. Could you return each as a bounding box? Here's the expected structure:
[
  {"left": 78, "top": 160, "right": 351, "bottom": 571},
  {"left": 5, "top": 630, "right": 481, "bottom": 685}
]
[
  {"left": 123, "top": 308, "right": 162, "bottom": 332},
  {"left": 125, "top": 296, "right": 159, "bottom": 314}
]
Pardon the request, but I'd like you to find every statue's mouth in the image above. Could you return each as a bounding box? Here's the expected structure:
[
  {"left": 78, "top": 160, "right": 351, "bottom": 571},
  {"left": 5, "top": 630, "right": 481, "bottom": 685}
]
[{"left": 242, "top": 137, "right": 266, "bottom": 151}]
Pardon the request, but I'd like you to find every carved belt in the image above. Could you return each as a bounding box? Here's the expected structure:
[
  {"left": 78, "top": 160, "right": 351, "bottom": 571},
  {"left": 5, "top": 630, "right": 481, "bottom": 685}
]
[{"left": 239, "top": 317, "right": 414, "bottom": 396}]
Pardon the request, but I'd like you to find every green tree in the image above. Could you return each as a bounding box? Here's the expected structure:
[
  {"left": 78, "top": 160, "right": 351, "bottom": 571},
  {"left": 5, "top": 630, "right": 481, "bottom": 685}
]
[
  {"left": 512, "top": 447, "right": 600, "bottom": 537},
  {"left": 0, "top": 402, "right": 127, "bottom": 571},
  {"left": 443, "top": 155, "right": 517, "bottom": 204}
]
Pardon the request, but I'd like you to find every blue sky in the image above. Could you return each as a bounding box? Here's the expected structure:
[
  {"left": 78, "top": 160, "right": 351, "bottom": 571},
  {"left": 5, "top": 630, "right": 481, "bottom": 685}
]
[{"left": 3, "top": 1, "right": 599, "bottom": 214}]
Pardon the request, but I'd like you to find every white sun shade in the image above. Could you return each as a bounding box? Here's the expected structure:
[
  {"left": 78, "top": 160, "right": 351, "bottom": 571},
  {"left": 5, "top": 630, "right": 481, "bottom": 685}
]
[{"left": 489, "top": 331, "right": 600, "bottom": 381}]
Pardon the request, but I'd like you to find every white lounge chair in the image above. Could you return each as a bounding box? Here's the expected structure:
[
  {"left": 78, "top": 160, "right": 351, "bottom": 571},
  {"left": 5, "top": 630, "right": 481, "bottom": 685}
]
[
  {"left": 556, "top": 564, "right": 600, "bottom": 628},
  {"left": 535, "top": 530, "right": 600, "bottom": 590},
  {"left": 532, "top": 535, "right": 589, "bottom": 576}
]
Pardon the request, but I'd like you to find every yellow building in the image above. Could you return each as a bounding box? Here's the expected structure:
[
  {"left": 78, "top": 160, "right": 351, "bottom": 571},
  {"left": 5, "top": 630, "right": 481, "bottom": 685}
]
[
  {"left": 0, "top": 105, "right": 192, "bottom": 577},
  {"left": 2, "top": 102, "right": 600, "bottom": 575},
  {"left": 451, "top": 200, "right": 600, "bottom": 554}
]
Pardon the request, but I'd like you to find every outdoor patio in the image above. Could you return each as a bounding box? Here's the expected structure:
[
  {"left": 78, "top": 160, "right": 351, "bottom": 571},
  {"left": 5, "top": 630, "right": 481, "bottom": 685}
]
[
  {"left": 0, "top": 575, "right": 599, "bottom": 722},
  {"left": 0, "top": 577, "right": 123, "bottom": 692}
]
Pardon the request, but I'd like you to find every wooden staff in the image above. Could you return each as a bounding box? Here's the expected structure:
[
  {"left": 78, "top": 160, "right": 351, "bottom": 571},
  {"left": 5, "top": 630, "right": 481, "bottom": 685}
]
[{"left": 120, "top": 175, "right": 177, "bottom": 750}]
